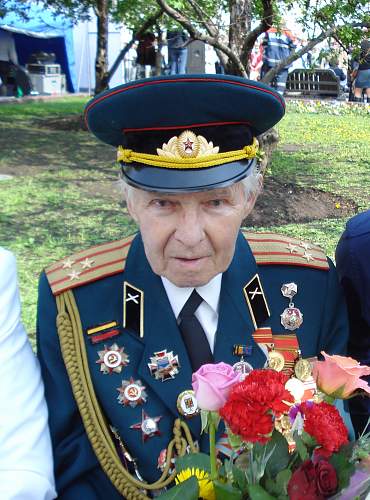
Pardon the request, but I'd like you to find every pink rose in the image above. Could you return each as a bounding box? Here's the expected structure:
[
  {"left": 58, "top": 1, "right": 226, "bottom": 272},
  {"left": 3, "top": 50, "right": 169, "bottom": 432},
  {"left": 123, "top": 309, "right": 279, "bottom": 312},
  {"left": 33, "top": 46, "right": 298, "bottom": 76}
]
[
  {"left": 192, "top": 362, "right": 240, "bottom": 411},
  {"left": 313, "top": 351, "right": 370, "bottom": 399}
]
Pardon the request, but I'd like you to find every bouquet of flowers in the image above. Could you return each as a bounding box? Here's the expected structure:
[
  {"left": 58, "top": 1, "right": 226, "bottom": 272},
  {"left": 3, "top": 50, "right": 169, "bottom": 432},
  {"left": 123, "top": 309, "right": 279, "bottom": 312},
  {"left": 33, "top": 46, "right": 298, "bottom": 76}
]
[{"left": 158, "top": 352, "right": 370, "bottom": 500}]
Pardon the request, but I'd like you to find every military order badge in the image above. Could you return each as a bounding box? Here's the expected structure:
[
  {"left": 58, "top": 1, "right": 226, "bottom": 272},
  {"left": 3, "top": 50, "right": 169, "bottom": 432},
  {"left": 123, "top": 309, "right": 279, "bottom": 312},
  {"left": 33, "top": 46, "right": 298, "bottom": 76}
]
[
  {"left": 96, "top": 343, "right": 129, "bottom": 374},
  {"left": 176, "top": 390, "right": 199, "bottom": 418},
  {"left": 280, "top": 282, "right": 303, "bottom": 331},
  {"left": 148, "top": 349, "right": 180, "bottom": 382},
  {"left": 117, "top": 378, "right": 147, "bottom": 407},
  {"left": 130, "top": 410, "right": 162, "bottom": 442}
]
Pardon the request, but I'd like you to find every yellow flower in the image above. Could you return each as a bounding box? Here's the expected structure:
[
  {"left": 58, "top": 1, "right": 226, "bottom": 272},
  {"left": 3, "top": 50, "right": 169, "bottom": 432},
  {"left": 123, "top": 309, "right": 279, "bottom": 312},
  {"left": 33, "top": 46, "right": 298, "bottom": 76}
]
[{"left": 175, "top": 467, "right": 216, "bottom": 500}]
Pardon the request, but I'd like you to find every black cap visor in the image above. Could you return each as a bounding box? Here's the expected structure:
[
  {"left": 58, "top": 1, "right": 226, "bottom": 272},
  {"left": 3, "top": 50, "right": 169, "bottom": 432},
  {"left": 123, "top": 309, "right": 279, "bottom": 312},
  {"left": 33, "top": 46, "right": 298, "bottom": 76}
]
[{"left": 121, "top": 158, "right": 256, "bottom": 193}]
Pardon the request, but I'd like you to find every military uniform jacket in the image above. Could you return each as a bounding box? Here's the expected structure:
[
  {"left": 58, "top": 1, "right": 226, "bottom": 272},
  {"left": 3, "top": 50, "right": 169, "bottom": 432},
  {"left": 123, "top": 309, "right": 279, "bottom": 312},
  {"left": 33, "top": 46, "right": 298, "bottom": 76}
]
[{"left": 37, "top": 231, "right": 349, "bottom": 499}]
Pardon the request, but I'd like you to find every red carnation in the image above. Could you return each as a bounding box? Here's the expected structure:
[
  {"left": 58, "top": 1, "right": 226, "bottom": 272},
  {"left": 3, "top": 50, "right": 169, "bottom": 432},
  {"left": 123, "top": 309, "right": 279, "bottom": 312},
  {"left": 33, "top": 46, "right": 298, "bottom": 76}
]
[
  {"left": 300, "top": 401, "right": 348, "bottom": 454},
  {"left": 219, "top": 369, "right": 294, "bottom": 444}
]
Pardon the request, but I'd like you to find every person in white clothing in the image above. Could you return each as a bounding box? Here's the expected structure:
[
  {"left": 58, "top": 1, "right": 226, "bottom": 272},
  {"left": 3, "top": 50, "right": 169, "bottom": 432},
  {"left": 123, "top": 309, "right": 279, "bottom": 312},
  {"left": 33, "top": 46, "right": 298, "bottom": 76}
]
[{"left": 0, "top": 247, "right": 56, "bottom": 499}]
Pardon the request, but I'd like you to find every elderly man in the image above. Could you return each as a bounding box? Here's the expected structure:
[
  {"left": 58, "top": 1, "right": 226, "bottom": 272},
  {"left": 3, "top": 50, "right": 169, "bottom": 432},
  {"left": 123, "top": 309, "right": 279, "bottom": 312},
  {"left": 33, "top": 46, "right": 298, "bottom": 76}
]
[{"left": 37, "top": 75, "right": 348, "bottom": 499}]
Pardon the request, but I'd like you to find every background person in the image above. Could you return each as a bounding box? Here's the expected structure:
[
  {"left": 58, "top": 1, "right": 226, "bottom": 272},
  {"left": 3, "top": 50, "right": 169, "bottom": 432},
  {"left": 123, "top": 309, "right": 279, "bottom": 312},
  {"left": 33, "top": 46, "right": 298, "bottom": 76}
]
[
  {"left": 167, "top": 30, "right": 190, "bottom": 75},
  {"left": 0, "top": 247, "right": 56, "bottom": 499},
  {"left": 336, "top": 210, "right": 370, "bottom": 437},
  {"left": 260, "top": 26, "right": 296, "bottom": 95},
  {"left": 37, "top": 75, "right": 349, "bottom": 498},
  {"left": 352, "top": 34, "right": 370, "bottom": 102}
]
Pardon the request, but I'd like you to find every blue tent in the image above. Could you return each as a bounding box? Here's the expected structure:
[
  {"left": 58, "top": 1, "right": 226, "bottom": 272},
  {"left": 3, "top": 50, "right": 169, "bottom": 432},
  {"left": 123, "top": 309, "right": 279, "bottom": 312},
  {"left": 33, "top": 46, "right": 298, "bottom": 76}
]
[{"left": 0, "top": 4, "right": 76, "bottom": 92}]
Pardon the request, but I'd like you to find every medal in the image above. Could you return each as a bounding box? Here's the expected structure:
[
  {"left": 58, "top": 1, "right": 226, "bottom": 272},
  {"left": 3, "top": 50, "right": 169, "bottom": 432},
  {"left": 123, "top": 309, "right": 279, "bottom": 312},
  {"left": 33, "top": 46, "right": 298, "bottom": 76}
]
[
  {"left": 268, "top": 350, "right": 285, "bottom": 372},
  {"left": 233, "top": 359, "right": 253, "bottom": 380},
  {"left": 280, "top": 283, "right": 303, "bottom": 331},
  {"left": 294, "top": 358, "right": 312, "bottom": 381},
  {"left": 177, "top": 390, "right": 199, "bottom": 418},
  {"left": 148, "top": 349, "right": 180, "bottom": 382},
  {"left": 117, "top": 378, "right": 147, "bottom": 407},
  {"left": 130, "top": 410, "right": 162, "bottom": 442},
  {"left": 96, "top": 343, "right": 129, "bottom": 374}
]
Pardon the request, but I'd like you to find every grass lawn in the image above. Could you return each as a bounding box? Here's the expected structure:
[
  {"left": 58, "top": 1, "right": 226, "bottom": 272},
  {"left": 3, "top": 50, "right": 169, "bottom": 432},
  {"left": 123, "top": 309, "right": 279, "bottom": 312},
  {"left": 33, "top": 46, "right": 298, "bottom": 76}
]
[{"left": 0, "top": 96, "right": 369, "bottom": 345}]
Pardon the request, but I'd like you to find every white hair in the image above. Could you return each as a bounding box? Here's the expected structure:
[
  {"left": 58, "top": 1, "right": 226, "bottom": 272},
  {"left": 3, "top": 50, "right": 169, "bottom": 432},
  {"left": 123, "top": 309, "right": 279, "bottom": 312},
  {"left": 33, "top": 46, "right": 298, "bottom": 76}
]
[{"left": 118, "top": 161, "right": 262, "bottom": 204}]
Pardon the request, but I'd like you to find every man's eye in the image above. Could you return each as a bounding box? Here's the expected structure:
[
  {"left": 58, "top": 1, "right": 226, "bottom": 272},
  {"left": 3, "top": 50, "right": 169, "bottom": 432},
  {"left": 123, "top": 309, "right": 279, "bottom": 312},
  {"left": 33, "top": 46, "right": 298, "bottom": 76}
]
[
  {"left": 152, "top": 199, "right": 172, "bottom": 208},
  {"left": 208, "top": 200, "right": 224, "bottom": 207}
]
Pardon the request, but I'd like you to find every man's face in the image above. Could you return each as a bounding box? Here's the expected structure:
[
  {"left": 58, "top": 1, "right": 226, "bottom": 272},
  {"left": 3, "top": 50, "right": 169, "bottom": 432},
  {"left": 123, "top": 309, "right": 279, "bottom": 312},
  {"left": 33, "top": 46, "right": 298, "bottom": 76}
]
[{"left": 126, "top": 182, "right": 255, "bottom": 287}]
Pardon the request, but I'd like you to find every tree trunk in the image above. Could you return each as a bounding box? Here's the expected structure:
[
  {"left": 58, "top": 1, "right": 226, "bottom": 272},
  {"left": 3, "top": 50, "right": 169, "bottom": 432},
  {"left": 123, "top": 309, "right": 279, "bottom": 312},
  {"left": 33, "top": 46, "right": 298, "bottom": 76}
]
[
  {"left": 94, "top": 0, "right": 109, "bottom": 95},
  {"left": 227, "top": 0, "right": 252, "bottom": 75}
]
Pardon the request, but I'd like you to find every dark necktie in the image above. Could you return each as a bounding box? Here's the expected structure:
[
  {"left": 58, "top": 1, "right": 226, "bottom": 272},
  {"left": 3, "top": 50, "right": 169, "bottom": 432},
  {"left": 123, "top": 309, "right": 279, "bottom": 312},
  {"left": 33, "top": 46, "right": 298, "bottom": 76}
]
[{"left": 178, "top": 289, "right": 213, "bottom": 372}]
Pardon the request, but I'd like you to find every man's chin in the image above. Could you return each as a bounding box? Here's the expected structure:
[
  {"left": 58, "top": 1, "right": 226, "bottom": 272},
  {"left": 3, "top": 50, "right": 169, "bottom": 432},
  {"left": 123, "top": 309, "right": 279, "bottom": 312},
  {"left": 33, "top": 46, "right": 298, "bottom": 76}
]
[{"left": 164, "top": 272, "right": 214, "bottom": 288}]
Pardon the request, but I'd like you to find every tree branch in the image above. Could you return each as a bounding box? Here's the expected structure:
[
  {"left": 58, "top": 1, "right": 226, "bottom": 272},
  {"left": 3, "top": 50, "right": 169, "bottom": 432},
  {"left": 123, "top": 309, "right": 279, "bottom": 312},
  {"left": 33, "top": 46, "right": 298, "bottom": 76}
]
[{"left": 156, "top": 0, "right": 247, "bottom": 76}]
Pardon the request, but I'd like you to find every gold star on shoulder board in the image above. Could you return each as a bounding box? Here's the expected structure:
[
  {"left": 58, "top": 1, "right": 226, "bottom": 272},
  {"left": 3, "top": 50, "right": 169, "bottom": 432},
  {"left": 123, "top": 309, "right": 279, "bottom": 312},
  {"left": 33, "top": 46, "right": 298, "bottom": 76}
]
[
  {"left": 80, "top": 257, "right": 95, "bottom": 269},
  {"left": 287, "top": 243, "right": 299, "bottom": 254},
  {"left": 300, "top": 242, "right": 311, "bottom": 251},
  {"left": 302, "top": 251, "right": 314, "bottom": 262},
  {"left": 68, "top": 269, "right": 81, "bottom": 281},
  {"left": 62, "top": 258, "right": 75, "bottom": 269}
]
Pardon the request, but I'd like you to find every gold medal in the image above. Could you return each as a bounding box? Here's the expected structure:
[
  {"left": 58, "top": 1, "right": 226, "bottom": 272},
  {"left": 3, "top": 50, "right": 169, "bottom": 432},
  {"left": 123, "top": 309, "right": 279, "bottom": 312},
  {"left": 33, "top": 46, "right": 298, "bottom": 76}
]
[
  {"left": 294, "top": 358, "right": 312, "bottom": 381},
  {"left": 268, "top": 350, "right": 285, "bottom": 372}
]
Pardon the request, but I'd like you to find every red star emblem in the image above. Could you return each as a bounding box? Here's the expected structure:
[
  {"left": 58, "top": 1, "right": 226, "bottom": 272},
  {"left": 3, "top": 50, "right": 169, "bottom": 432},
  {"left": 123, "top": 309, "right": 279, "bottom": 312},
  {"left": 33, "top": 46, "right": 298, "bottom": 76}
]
[
  {"left": 183, "top": 138, "right": 194, "bottom": 152},
  {"left": 130, "top": 410, "right": 162, "bottom": 442}
]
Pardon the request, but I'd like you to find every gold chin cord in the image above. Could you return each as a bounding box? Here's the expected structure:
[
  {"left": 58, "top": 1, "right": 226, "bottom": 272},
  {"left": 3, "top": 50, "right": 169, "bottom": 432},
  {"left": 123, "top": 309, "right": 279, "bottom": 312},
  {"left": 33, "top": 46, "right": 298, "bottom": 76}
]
[{"left": 56, "top": 290, "right": 197, "bottom": 499}]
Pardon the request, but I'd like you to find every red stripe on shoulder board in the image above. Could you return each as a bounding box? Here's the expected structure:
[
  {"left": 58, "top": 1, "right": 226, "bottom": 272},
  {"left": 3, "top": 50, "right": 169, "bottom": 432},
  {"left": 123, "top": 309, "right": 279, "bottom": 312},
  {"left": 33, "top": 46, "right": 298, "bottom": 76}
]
[
  {"left": 50, "top": 257, "right": 127, "bottom": 287},
  {"left": 48, "top": 239, "right": 132, "bottom": 276}
]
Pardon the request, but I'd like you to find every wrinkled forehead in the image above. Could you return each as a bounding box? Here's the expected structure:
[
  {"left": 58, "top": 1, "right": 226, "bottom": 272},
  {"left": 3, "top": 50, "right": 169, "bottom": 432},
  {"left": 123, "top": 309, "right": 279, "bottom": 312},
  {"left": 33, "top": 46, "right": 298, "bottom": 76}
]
[{"left": 130, "top": 182, "right": 244, "bottom": 200}]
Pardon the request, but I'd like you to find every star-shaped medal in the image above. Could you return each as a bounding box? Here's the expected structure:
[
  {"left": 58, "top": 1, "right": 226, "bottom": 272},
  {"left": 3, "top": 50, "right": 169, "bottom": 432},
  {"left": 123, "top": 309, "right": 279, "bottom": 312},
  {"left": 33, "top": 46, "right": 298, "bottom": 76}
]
[
  {"left": 96, "top": 343, "right": 129, "bottom": 374},
  {"left": 130, "top": 410, "right": 162, "bottom": 442},
  {"left": 117, "top": 378, "right": 147, "bottom": 407}
]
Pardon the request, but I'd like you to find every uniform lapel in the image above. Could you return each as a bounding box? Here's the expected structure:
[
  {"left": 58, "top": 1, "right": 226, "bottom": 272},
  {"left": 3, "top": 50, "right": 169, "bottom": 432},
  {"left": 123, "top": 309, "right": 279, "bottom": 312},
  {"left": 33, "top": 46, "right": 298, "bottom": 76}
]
[
  {"left": 213, "top": 232, "right": 267, "bottom": 369},
  {"left": 123, "top": 234, "right": 201, "bottom": 437}
]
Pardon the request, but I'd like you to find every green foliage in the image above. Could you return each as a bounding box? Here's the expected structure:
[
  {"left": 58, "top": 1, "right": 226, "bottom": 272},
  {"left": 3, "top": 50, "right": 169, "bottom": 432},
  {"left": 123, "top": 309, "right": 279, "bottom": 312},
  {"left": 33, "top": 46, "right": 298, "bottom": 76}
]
[
  {"left": 175, "top": 452, "right": 211, "bottom": 473},
  {"left": 329, "top": 451, "right": 356, "bottom": 491},
  {"left": 214, "top": 480, "right": 243, "bottom": 500},
  {"left": 156, "top": 476, "right": 199, "bottom": 500}
]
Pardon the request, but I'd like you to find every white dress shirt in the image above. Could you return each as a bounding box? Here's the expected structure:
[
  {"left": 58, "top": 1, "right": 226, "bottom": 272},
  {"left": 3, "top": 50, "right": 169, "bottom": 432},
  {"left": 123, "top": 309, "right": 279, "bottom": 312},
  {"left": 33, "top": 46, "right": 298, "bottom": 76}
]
[
  {"left": 0, "top": 248, "right": 56, "bottom": 500},
  {"left": 161, "top": 274, "right": 222, "bottom": 353}
]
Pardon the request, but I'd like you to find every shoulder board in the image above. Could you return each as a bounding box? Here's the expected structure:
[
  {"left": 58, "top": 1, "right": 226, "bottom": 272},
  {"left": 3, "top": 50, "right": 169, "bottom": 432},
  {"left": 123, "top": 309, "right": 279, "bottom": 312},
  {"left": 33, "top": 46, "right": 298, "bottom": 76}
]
[
  {"left": 45, "top": 234, "right": 136, "bottom": 296},
  {"left": 242, "top": 230, "right": 329, "bottom": 271}
]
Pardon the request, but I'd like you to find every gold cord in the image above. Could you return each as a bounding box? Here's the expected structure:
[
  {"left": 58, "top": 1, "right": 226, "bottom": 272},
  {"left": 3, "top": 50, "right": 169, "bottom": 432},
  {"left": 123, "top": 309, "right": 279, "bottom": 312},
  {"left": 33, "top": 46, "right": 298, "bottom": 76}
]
[
  {"left": 117, "top": 138, "right": 259, "bottom": 169},
  {"left": 55, "top": 291, "right": 196, "bottom": 498}
]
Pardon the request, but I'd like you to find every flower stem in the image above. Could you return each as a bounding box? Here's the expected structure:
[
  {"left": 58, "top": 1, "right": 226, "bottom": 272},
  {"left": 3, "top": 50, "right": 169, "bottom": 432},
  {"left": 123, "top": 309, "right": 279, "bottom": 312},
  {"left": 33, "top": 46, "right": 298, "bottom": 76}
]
[{"left": 209, "top": 419, "right": 217, "bottom": 481}]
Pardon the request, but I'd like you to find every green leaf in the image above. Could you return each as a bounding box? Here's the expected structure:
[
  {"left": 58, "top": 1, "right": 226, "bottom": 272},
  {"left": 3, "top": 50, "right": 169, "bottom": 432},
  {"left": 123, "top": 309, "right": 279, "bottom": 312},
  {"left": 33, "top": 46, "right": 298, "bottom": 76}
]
[
  {"left": 247, "top": 483, "right": 276, "bottom": 500},
  {"left": 329, "top": 451, "right": 356, "bottom": 491},
  {"left": 263, "top": 430, "right": 290, "bottom": 477},
  {"left": 232, "top": 464, "right": 248, "bottom": 492},
  {"left": 214, "top": 480, "right": 243, "bottom": 500},
  {"left": 294, "top": 434, "right": 309, "bottom": 461},
  {"left": 300, "top": 430, "right": 317, "bottom": 449},
  {"left": 175, "top": 453, "right": 211, "bottom": 474},
  {"left": 201, "top": 409, "right": 209, "bottom": 434},
  {"left": 226, "top": 426, "right": 244, "bottom": 449},
  {"left": 275, "top": 469, "right": 292, "bottom": 495},
  {"left": 156, "top": 476, "right": 199, "bottom": 500}
]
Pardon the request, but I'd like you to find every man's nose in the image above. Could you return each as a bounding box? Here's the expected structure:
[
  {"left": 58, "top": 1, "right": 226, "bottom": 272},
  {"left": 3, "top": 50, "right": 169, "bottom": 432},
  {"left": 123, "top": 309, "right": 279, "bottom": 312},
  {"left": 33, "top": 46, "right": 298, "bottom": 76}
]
[{"left": 174, "top": 207, "right": 205, "bottom": 247}]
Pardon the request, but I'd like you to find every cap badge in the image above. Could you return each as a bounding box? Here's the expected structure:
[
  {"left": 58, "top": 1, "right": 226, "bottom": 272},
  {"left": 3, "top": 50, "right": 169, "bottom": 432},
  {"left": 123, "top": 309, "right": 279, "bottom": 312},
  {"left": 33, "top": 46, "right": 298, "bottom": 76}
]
[
  {"left": 96, "top": 343, "right": 129, "bottom": 374},
  {"left": 158, "top": 129, "right": 218, "bottom": 159}
]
